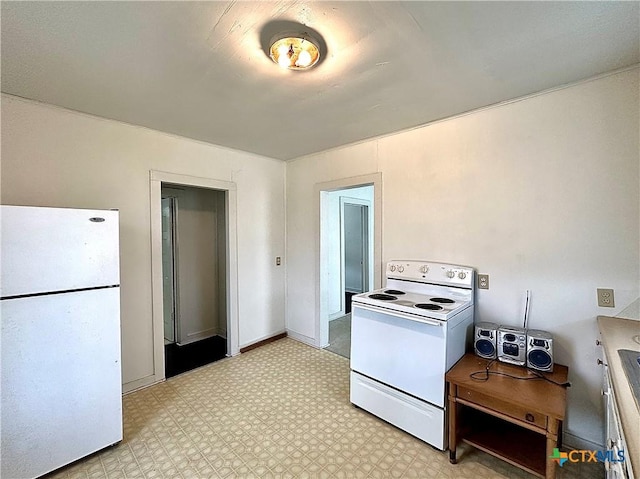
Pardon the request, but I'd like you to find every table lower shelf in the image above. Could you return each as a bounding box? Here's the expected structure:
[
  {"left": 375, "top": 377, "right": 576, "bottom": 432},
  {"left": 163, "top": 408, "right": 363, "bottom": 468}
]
[{"left": 458, "top": 406, "right": 547, "bottom": 478}]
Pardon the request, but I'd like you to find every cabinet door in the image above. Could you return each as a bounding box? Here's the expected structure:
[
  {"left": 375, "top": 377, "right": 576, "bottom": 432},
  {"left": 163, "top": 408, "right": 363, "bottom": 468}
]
[
  {"left": 607, "top": 458, "right": 626, "bottom": 479},
  {"left": 603, "top": 365, "right": 629, "bottom": 479},
  {"left": 604, "top": 370, "right": 621, "bottom": 447}
]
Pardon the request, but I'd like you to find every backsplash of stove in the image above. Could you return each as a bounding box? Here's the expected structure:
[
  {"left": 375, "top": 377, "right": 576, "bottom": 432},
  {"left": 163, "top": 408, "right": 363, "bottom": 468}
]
[{"left": 617, "top": 298, "right": 640, "bottom": 320}]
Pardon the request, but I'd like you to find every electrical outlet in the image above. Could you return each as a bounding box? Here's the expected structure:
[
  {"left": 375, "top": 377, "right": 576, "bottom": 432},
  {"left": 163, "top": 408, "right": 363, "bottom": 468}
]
[
  {"left": 276, "top": 256, "right": 282, "bottom": 266},
  {"left": 597, "top": 288, "right": 615, "bottom": 307},
  {"left": 478, "top": 274, "right": 489, "bottom": 290}
]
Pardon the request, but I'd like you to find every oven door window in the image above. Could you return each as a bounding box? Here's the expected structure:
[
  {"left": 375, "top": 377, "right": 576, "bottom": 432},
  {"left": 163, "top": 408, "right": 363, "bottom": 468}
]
[{"left": 351, "top": 304, "right": 447, "bottom": 407}]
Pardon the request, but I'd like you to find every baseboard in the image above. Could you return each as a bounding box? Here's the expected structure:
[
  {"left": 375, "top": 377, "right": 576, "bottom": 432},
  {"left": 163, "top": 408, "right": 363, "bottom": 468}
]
[
  {"left": 286, "top": 329, "right": 319, "bottom": 348},
  {"left": 330, "top": 312, "right": 351, "bottom": 322},
  {"left": 122, "top": 375, "right": 164, "bottom": 395},
  {"left": 179, "top": 329, "right": 218, "bottom": 346},
  {"left": 239, "top": 332, "right": 287, "bottom": 353},
  {"left": 562, "top": 431, "right": 604, "bottom": 451}
]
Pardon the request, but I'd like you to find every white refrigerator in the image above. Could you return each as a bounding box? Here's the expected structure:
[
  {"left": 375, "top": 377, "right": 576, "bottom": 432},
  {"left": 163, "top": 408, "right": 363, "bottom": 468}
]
[{"left": 1, "top": 205, "right": 123, "bottom": 479}]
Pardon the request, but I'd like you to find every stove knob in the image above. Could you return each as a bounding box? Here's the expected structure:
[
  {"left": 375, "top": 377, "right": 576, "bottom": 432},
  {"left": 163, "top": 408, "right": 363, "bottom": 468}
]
[
  {"left": 389, "top": 264, "right": 396, "bottom": 272},
  {"left": 458, "top": 271, "right": 467, "bottom": 280},
  {"left": 446, "top": 270, "right": 455, "bottom": 278},
  {"left": 398, "top": 266, "right": 405, "bottom": 273},
  {"left": 420, "top": 265, "right": 429, "bottom": 274}
]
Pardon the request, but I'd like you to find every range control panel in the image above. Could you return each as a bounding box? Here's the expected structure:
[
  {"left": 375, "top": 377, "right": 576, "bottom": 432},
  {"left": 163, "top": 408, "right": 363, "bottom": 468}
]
[{"left": 387, "top": 260, "right": 475, "bottom": 289}]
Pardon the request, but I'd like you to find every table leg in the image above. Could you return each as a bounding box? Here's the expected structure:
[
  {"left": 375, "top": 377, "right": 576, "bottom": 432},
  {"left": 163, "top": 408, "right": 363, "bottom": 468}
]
[
  {"left": 545, "top": 419, "right": 560, "bottom": 479},
  {"left": 448, "top": 393, "right": 458, "bottom": 464}
]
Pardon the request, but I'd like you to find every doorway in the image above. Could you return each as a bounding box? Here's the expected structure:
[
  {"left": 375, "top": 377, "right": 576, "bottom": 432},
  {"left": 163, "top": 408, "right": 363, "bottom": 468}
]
[
  {"left": 319, "top": 183, "right": 376, "bottom": 358},
  {"left": 149, "top": 171, "right": 239, "bottom": 388},
  {"left": 161, "top": 184, "right": 228, "bottom": 378}
]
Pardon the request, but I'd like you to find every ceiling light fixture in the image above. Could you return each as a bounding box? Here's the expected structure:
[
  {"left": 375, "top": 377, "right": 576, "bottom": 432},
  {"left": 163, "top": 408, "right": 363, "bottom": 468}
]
[{"left": 269, "top": 33, "right": 320, "bottom": 71}]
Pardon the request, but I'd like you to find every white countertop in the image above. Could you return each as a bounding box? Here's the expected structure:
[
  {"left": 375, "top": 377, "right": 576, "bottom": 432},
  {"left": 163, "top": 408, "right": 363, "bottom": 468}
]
[{"left": 597, "top": 316, "right": 640, "bottom": 478}]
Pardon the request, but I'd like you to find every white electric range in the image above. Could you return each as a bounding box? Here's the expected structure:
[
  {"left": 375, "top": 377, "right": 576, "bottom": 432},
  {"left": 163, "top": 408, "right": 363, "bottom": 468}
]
[{"left": 350, "top": 260, "right": 475, "bottom": 450}]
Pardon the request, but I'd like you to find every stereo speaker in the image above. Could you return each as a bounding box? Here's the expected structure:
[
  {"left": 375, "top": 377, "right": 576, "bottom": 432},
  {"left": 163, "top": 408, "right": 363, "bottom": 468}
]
[
  {"left": 526, "top": 329, "right": 554, "bottom": 372},
  {"left": 474, "top": 322, "right": 499, "bottom": 359},
  {"left": 497, "top": 326, "right": 526, "bottom": 366}
]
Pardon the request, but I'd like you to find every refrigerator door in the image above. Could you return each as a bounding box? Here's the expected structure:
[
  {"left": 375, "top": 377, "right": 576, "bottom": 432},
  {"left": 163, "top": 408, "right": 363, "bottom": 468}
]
[
  {"left": 0, "top": 206, "right": 120, "bottom": 297},
  {"left": 1, "top": 288, "right": 122, "bottom": 478}
]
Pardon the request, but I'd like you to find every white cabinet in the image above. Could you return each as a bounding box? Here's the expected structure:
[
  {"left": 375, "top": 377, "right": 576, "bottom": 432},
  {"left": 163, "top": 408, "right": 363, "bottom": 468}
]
[
  {"left": 601, "top": 350, "right": 633, "bottom": 479},
  {"left": 598, "top": 316, "right": 640, "bottom": 479}
]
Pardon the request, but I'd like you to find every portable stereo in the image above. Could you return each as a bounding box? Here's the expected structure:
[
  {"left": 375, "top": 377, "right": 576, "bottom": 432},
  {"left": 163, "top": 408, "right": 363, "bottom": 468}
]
[
  {"left": 526, "top": 329, "right": 554, "bottom": 372},
  {"left": 497, "top": 326, "right": 526, "bottom": 366},
  {"left": 474, "top": 322, "right": 499, "bottom": 359}
]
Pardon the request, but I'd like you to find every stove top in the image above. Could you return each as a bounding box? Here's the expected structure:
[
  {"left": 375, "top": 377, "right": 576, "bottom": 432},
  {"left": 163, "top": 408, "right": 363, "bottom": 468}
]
[
  {"left": 351, "top": 260, "right": 475, "bottom": 321},
  {"left": 352, "top": 286, "right": 473, "bottom": 321}
]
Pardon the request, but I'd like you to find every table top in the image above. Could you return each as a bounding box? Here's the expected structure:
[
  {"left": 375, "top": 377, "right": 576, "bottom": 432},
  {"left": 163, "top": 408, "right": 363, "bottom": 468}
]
[{"left": 446, "top": 354, "right": 569, "bottom": 421}]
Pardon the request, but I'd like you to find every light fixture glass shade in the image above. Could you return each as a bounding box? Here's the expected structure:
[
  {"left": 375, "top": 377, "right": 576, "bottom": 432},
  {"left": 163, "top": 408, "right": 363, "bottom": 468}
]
[{"left": 269, "top": 35, "right": 320, "bottom": 70}]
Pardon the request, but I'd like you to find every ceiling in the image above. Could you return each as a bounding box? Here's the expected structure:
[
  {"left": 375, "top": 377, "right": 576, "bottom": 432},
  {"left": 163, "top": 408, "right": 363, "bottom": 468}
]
[{"left": 2, "top": 1, "right": 638, "bottom": 161}]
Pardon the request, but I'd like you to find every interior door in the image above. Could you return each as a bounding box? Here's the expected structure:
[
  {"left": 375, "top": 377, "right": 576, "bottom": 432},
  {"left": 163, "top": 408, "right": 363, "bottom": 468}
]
[
  {"left": 344, "top": 203, "right": 368, "bottom": 293},
  {"left": 161, "top": 197, "right": 177, "bottom": 343}
]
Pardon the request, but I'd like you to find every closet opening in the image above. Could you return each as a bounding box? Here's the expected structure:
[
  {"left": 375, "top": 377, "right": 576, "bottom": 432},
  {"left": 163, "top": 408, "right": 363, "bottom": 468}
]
[{"left": 161, "top": 184, "right": 228, "bottom": 378}]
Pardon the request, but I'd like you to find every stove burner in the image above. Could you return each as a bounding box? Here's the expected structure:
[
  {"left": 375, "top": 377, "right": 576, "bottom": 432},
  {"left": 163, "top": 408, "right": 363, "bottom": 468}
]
[
  {"left": 414, "top": 303, "right": 444, "bottom": 311},
  {"left": 384, "top": 289, "right": 405, "bottom": 295},
  {"left": 430, "top": 297, "right": 455, "bottom": 304},
  {"left": 369, "top": 293, "right": 397, "bottom": 301}
]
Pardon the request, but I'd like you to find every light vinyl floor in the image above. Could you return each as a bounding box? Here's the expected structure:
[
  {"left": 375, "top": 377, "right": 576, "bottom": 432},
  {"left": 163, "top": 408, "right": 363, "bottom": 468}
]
[{"left": 49, "top": 338, "right": 603, "bottom": 479}]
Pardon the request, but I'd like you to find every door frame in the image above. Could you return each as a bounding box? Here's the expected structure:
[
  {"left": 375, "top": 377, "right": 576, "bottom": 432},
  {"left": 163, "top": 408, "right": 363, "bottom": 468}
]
[
  {"left": 150, "top": 170, "right": 239, "bottom": 382},
  {"left": 315, "top": 172, "right": 382, "bottom": 348}
]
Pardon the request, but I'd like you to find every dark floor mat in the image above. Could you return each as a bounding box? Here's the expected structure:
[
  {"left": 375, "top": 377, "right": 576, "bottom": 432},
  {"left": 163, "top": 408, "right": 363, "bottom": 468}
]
[
  {"left": 345, "top": 292, "right": 357, "bottom": 314},
  {"left": 165, "top": 335, "right": 227, "bottom": 378}
]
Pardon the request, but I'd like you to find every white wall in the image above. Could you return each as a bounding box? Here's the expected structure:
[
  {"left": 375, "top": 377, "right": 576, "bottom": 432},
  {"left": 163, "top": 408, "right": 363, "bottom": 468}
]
[
  {"left": 286, "top": 69, "right": 640, "bottom": 447},
  {"left": 0, "top": 95, "right": 286, "bottom": 392}
]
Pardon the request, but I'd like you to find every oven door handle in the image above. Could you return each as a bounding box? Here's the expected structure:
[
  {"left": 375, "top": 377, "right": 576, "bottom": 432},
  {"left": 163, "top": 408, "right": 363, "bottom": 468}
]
[{"left": 353, "top": 304, "right": 444, "bottom": 327}]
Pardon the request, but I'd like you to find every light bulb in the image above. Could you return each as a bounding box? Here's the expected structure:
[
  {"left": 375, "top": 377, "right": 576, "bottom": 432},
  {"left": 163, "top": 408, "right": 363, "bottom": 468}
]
[
  {"left": 277, "top": 44, "right": 289, "bottom": 57},
  {"left": 297, "top": 50, "right": 312, "bottom": 67},
  {"left": 278, "top": 54, "right": 291, "bottom": 68},
  {"left": 269, "top": 34, "right": 321, "bottom": 70},
  {"left": 277, "top": 44, "right": 291, "bottom": 68}
]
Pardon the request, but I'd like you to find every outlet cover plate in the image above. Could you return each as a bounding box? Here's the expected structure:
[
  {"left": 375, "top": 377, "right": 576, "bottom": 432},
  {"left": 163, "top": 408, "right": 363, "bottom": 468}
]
[
  {"left": 478, "top": 274, "right": 489, "bottom": 290},
  {"left": 597, "top": 288, "right": 615, "bottom": 308}
]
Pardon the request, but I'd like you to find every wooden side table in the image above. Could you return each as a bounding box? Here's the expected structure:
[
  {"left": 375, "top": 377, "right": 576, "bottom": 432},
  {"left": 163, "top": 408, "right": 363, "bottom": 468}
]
[{"left": 446, "top": 354, "right": 569, "bottom": 479}]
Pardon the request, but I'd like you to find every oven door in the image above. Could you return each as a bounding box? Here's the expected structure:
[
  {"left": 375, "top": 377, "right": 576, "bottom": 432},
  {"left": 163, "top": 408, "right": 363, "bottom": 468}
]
[{"left": 351, "top": 303, "right": 447, "bottom": 408}]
